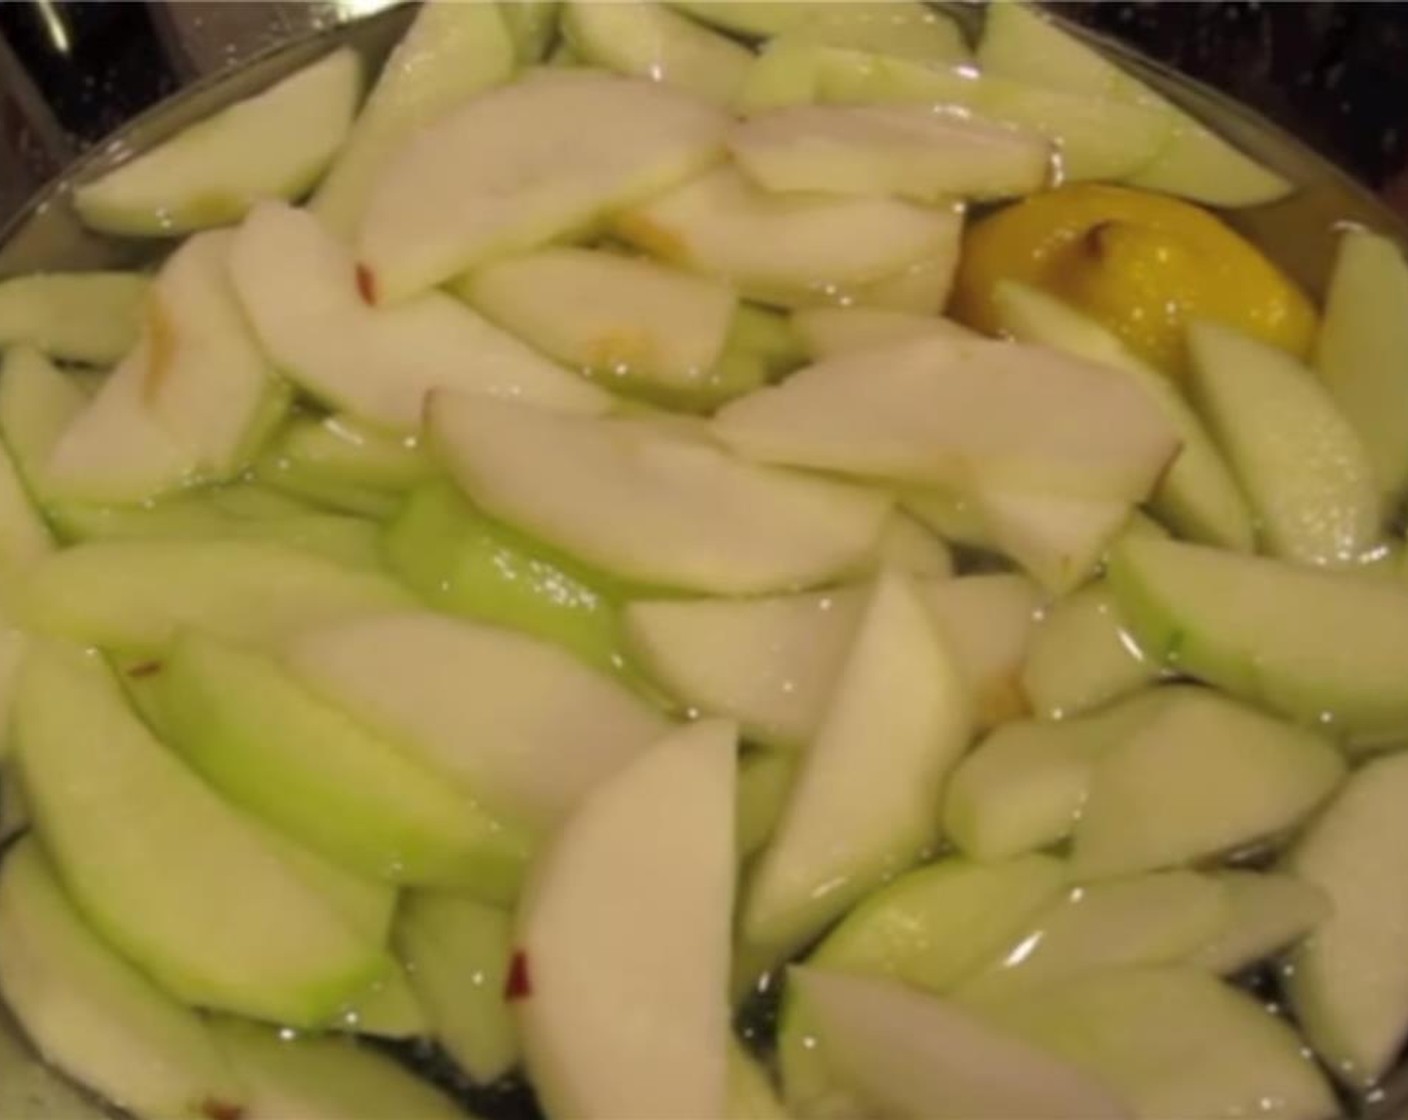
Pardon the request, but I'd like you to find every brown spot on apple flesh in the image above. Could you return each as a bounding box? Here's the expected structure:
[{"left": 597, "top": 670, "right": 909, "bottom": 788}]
[
  {"left": 127, "top": 661, "right": 163, "bottom": 679},
  {"left": 200, "top": 1098, "right": 245, "bottom": 1120},
  {"left": 505, "top": 950, "right": 532, "bottom": 1001},
  {"left": 355, "top": 264, "right": 377, "bottom": 307}
]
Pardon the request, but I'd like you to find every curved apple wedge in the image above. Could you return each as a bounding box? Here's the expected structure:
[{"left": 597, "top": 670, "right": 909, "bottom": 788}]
[
  {"left": 0, "top": 272, "right": 148, "bottom": 365},
  {"left": 514, "top": 720, "right": 737, "bottom": 1120},
  {"left": 789, "top": 967, "right": 1131, "bottom": 1120},
  {"left": 427, "top": 391, "right": 890, "bottom": 595},
  {"left": 231, "top": 202, "right": 610, "bottom": 431},
  {"left": 73, "top": 49, "right": 361, "bottom": 236},
  {"left": 359, "top": 71, "right": 730, "bottom": 301}
]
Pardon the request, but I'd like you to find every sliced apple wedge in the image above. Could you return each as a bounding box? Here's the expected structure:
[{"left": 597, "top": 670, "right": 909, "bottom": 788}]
[
  {"left": 74, "top": 49, "right": 361, "bottom": 236},
  {"left": 714, "top": 335, "right": 1180, "bottom": 502},
  {"left": 0, "top": 838, "right": 245, "bottom": 1120},
  {"left": 614, "top": 166, "right": 961, "bottom": 308},
  {"left": 742, "top": 573, "right": 972, "bottom": 965},
  {"left": 0, "top": 272, "right": 148, "bottom": 365},
  {"left": 875, "top": 511, "right": 953, "bottom": 577},
  {"left": 428, "top": 391, "right": 889, "bottom": 595},
  {"left": 263, "top": 412, "right": 433, "bottom": 494},
  {"left": 792, "top": 306, "right": 976, "bottom": 358},
  {"left": 788, "top": 967, "right": 1131, "bottom": 1120},
  {"left": 13, "top": 641, "right": 382, "bottom": 1025},
  {"left": 1187, "top": 870, "right": 1330, "bottom": 977},
  {"left": 359, "top": 70, "right": 729, "bottom": 301},
  {"left": 515, "top": 720, "right": 736, "bottom": 1120},
  {"left": 231, "top": 202, "right": 611, "bottom": 431},
  {"left": 312, "top": 0, "right": 515, "bottom": 236},
  {"left": 563, "top": 0, "right": 754, "bottom": 105},
  {"left": 0, "top": 345, "right": 95, "bottom": 495},
  {"left": 973, "top": 484, "right": 1132, "bottom": 594},
  {"left": 1107, "top": 536, "right": 1408, "bottom": 747},
  {"left": 285, "top": 611, "right": 670, "bottom": 831},
  {"left": 462, "top": 247, "right": 738, "bottom": 397},
  {"left": 501, "top": 0, "right": 560, "bottom": 63},
  {"left": 731, "top": 104, "right": 1051, "bottom": 202}
]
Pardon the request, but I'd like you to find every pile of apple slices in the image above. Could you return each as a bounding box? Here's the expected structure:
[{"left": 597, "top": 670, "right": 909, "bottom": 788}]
[{"left": 1, "top": 1, "right": 1408, "bottom": 1119}]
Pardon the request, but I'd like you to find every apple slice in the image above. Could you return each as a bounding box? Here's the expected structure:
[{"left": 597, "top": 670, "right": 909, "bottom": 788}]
[
  {"left": 563, "top": 1, "right": 754, "bottom": 105},
  {"left": 74, "top": 49, "right": 361, "bottom": 236},
  {"left": 428, "top": 391, "right": 889, "bottom": 595},
  {"left": 211, "top": 1018, "right": 463, "bottom": 1119},
  {"left": 0, "top": 417, "right": 53, "bottom": 583},
  {"left": 967, "top": 967, "right": 1336, "bottom": 1120},
  {"left": 462, "top": 247, "right": 738, "bottom": 399},
  {"left": 992, "top": 281, "right": 1254, "bottom": 551},
  {"left": 394, "top": 891, "right": 520, "bottom": 1084},
  {"left": 312, "top": 0, "right": 515, "bottom": 236},
  {"left": 158, "top": 632, "right": 530, "bottom": 895},
  {"left": 514, "top": 719, "right": 736, "bottom": 1120},
  {"left": 502, "top": 0, "right": 560, "bottom": 62},
  {"left": 0, "top": 345, "right": 88, "bottom": 497},
  {"left": 0, "top": 838, "right": 244, "bottom": 1120},
  {"left": 788, "top": 967, "right": 1131, "bottom": 1120},
  {"left": 1284, "top": 750, "right": 1408, "bottom": 1088},
  {"left": 742, "top": 573, "right": 972, "bottom": 965},
  {"left": 737, "top": 750, "right": 796, "bottom": 862},
  {"left": 731, "top": 104, "right": 1051, "bottom": 202},
  {"left": 1315, "top": 228, "right": 1408, "bottom": 505},
  {"left": 614, "top": 166, "right": 961, "bottom": 308},
  {"left": 26, "top": 538, "right": 412, "bottom": 658},
  {"left": 1021, "top": 581, "right": 1160, "bottom": 719},
  {"left": 13, "top": 641, "right": 382, "bottom": 1025},
  {"left": 359, "top": 70, "right": 730, "bottom": 301},
  {"left": 679, "top": 1, "right": 969, "bottom": 63},
  {"left": 1107, "top": 536, "right": 1408, "bottom": 748},
  {"left": 0, "top": 271, "right": 148, "bottom": 365},
  {"left": 973, "top": 484, "right": 1132, "bottom": 594},
  {"left": 1188, "top": 320, "right": 1382, "bottom": 567},
  {"left": 1186, "top": 870, "right": 1330, "bottom": 976},
  {"left": 263, "top": 412, "right": 433, "bottom": 493},
  {"left": 714, "top": 335, "right": 1180, "bottom": 502},
  {"left": 285, "top": 611, "right": 671, "bottom": 831},
  {"left": 792, "top": 306, "right": 976, "bottom": 358},
  {"left": 335, "top": 961, "right": 427, "bottom": 1040},
  {"left": 875, "top": 511, "right": 953, "bottom": 577},
  {"left": 231, "top": 202, "right": 611, "bottom": 432}
]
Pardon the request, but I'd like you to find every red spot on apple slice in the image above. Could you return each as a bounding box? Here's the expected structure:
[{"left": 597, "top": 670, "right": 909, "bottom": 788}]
[
  {"left": 505, "top": 950, "right": 532, "bottom": 1001},
  {"left": 355, "top": 263, "right": 377, "bottom": 307},
  {"left": 200, "top": 1099, "right": 245, "bottom": 1120}
]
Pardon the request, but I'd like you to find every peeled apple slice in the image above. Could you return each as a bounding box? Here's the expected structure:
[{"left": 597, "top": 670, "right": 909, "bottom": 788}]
[
  {"left": 972, "top": 484, "right": 1132, "bottom": 594},
  {"left": 427, "top": 391, "right": 890, "bottom": 596},
  {"left": 359, "top": 70, "right": 730, "bottom": 301},
  {"left": 789, "top": 967, "right": 1131, "bottom": 1120},
  {"left": 1187, "top": 871, "right": 1330, "bottom": 977},
  {"left": 515, "top": 720, "right": 736, "bottom": 1120},
  {"left": 614, "top": 165, "right": 961, "bottom": 308},
  {"left": 714, "top": 335, "right": 1180, "bottom": 502},
  {"left": 0, "top": 272, "right": 148, "bottom": 365},
  {"left": 0, "top": 838, "right": 244, "bottom": 1120},
  {"left": 73, "top": 49, "right": 361, "bottom": 236},
  {"left": 1108, "top": 536, "right": 1408, "bottom": 748},
  {"left": 312, "top": 0, "right": 515, "bottom": 236},
  {"left": 231, "top": 202, "right": 611, "bottom": 431},
  {"left": 730, "top": 104, "right": 1051, "bottom": 202},
  {"left": 0, "top": 346, "right": 88, "bottom": 497},
  {"left": 791, "top": 306, "right": 976, "bottom": 358}
]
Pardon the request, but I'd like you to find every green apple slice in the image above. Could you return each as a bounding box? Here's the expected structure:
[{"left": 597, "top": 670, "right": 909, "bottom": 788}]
[
  {"left": 394, "top": 891, "right": 520, "bottom": 1084},
  {"left": 0, "top": 345, "right": 89, "bottom": 498},
  {"left": 1021, "top": 581, "right": 1160, "bottom": 719},
  {"left": 792, "top": 306, "right": 975, "bottom": 359},
  {"left": 714, "top": 336, "right": 1180, "bottom": 502},
  {"left": 253, "top": 455, "right": 402, "bottom": 521},
  {"left": 336, "top": 961, "right": 428, "bottom": 1040},
  {"left": 731, "top": 104, "right": 1050, "bottom": 202},
  {"left": 736, "top": 750, "right": 796, "bottom": 862},
  {"left": 231, "top": 202, "right": 611, "bottom": 431},
  {"left": 158, "top": 632, "right": 530, "bottom": 894},
  {"left": 515, "top": 720, "right": 736, "bottom": 1120},
  {"left": 428, "top": 390, "right": 889, "bottom": 595},
  {"left": 285, "top": 611, "right": 670, "bottom": 831},
  {"left": 14, "top": 641, "right": 382, "bottom": 1025},
  {"left": 462, "top": 246, "right": 738, "bottom": 401},
  {"left": 26, "top": 538, "right": 411, "bottom": 658},
  {"left": 1315, "top": 228, "right": 1408, "bottom": 505},
  {"left": 679, "top": 1, "right": 968, "bottom": 62},
  {"left": 262, "top": 413, "right": 433, "bottom": 494},
  {"left": 901, "top": 485, "right": 996, "bottom": 550},
  {"left": 211, "top": 1018, "right": 463, "bottom": 1119},
  {"left": 992, "top": 281, "right": 1253, "bottom": 551},
  {"left": 312, "top": 0, "right": 515, "bottom": 236},
  {"left": 0, "top": 838, "right": 245, "bottom": 1120},
  {"left": 563, "top": 1, "right": 753, "bottom": 105},
  {"left": 742, "top": 573, "right": 972, "bottom": 965},
  {"left": 384, "top": 480, "right": 627, "bottom": 676},
  {"left": 972, "top": 484, "right": 1131, "bottom": 594},
  {"left": 501, "top": 0, "right": 561, "bottom": 63},
  {"left": 1185, "top": 871, "right": 1330, "bottom": 976},
  {"left": 614, "top": 166, "right": 960, "bottom": 309},
  {"left": 789, "top": 967, "right": 1131, "bottom": 1120},
  {"left": 733, "top": 36, "right": 831, "bottom": 115},
  {"left": 1107, "top": 535, "right": 1408, "bottom": 747},
  {"left": 978, "top": 2, "right": 1291, "bottom": 206},
  {"left": 0, "top": 271, "right": 148, "bottom": 365},
  {"left": 359, "top": 70, "right": 729, "bottom": 301},
  {"left": 967, "top": 967, "right": 1336, "bottom": 1120},
  {"left": 1187, "top": 319, "right": 1381, "bottom": 567},
  {"left": 0, "top": 418, "right": 52, "bottom": 578},
  {"left": 74, "top": 49, "right": 361, "bottom": 236},
  {"left": 1284, "top": 750, "right": 1408, "bottom": 1089}
]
